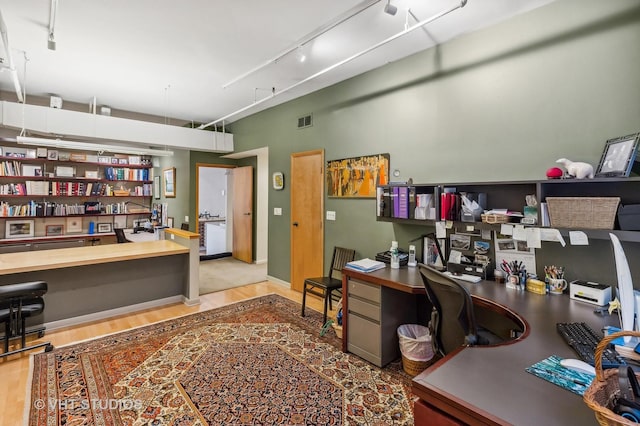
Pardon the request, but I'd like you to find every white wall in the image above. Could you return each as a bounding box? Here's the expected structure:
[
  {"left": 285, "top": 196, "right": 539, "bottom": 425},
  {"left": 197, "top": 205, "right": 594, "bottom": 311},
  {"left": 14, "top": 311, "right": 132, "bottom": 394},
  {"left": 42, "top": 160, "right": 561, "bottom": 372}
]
[{"left": 198, "top": 167, "right": 228, "bottom": 218}]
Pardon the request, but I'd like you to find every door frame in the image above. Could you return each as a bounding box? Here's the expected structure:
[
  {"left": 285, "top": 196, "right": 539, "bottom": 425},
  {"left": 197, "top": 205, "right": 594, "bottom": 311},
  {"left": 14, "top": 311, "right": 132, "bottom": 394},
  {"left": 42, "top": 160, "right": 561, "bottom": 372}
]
[{"left": 220, "top": 147, "right": 269, "bottom": 264}]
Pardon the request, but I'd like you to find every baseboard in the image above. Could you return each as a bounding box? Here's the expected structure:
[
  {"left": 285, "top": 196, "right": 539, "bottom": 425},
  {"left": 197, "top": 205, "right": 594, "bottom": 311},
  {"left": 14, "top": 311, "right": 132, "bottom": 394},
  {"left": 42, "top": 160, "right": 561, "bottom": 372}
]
[
  {"left": 44, "top": 295, "right": 184, "bottom": 332},
  {"left": 255, "top": 258, "right": 267, "bottom": 265},
  {"left": 266, "top": 275, "right": 290, "bottom": 288}
]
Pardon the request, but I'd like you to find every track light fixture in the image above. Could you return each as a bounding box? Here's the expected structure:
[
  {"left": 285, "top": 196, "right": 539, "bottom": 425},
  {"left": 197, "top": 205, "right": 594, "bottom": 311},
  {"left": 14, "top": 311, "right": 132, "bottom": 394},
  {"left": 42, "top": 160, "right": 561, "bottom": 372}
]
[{"left": 384, "top": 0, "right": 397, "bottom": 16}]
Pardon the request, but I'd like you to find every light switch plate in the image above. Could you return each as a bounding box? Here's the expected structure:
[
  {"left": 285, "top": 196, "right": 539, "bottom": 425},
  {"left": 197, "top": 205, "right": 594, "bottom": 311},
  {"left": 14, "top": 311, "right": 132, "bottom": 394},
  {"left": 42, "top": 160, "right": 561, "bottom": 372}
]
[
  {"left": 326, "top": 211, "right": 336, "bottom": 221},
  {"left": 274, "top": 207, "right": 282, "bottom": 216}
]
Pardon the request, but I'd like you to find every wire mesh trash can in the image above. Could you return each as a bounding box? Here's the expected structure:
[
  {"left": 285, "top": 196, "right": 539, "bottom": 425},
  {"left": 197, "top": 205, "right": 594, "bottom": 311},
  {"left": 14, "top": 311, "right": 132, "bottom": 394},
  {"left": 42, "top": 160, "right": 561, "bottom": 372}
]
[{"left": 397, "top": 324, "right": 434, "bottom": 376}]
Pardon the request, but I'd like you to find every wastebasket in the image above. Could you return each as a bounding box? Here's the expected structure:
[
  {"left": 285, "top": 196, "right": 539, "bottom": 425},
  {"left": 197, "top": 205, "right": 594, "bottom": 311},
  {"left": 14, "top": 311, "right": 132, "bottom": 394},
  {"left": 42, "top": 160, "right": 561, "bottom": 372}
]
[{"left": 397, "top": 324, "right": 434, "bottom": 376}]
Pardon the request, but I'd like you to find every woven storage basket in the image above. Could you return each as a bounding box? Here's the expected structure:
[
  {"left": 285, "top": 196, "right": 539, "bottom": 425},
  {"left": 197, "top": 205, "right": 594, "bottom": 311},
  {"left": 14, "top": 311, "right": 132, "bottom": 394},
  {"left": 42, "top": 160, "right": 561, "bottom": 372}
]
[
  {"left": 584, "top": 330, "right": 640, "bottom": 425},
  {"left": 401, "top": 354, "right": 435, "bottom": 376},
  {"left": 546, "top": 197, "right": 620, "bottom": 229},
  {"left": 481, "top": 213, "right": 510, "bottom": 224}
]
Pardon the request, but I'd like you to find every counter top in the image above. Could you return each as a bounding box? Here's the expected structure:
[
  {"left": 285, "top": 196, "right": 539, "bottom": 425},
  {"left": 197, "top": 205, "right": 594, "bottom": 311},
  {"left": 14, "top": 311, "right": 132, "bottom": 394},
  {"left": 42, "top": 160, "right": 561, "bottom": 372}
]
[{"left": 0, "top": 240, "right": 189, "bottom": 275}]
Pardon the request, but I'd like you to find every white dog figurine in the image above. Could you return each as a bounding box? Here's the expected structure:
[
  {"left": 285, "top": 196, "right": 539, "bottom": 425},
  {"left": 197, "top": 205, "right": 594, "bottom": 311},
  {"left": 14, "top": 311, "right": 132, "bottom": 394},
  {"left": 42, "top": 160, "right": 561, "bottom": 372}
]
[{"left": 556, "top": 158, "right": 594, "bottom": 179}]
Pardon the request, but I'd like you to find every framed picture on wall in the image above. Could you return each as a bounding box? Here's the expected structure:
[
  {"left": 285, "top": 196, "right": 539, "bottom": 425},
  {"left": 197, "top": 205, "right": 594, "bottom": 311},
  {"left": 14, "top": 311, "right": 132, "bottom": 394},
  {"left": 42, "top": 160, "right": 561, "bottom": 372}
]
[{"left": 163, "top": 167, "right": 176, "bottom": 198}]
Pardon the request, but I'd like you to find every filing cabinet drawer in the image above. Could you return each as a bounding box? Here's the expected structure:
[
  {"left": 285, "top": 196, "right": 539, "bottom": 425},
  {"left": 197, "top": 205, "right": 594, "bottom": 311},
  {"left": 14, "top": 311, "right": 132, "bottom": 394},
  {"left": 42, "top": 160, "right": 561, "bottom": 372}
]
[
  {"left": 349, "top": 297, "right": 380, "bottom": 322},
  {"left": 348, "top": 279, "right": 381, "bottom": 303},
  {"left": 347, "top": 312, "right": 382, "bottom": 365}
]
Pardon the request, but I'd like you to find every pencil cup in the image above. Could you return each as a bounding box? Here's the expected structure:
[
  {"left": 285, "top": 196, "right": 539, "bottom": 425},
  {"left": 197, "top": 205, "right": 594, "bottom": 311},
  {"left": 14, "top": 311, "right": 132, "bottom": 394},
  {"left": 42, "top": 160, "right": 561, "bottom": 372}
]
[{"left": 548, "top": 278, "right": 567, "bottom": 295}]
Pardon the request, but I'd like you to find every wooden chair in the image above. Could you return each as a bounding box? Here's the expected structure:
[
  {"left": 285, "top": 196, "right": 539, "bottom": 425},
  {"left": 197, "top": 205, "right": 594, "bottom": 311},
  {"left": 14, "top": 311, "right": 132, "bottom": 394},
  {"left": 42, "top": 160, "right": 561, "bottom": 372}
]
[{"left": 301, "top": 246, "right": 355, "bottom": 324}]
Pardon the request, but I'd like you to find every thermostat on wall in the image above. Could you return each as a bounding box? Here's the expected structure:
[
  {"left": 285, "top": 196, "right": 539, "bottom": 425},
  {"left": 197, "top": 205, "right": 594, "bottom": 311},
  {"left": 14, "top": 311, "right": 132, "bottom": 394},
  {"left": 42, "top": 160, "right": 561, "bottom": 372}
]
[{"left": 50, "top": 95, "right": 63, "bottom": 109}]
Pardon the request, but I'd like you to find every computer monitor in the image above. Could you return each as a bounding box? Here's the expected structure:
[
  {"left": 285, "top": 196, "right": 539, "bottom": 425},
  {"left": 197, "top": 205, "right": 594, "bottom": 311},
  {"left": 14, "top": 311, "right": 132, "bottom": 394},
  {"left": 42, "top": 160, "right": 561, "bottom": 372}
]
[{"left": 610, "top": 233, "right": 635, "bottom": 343}]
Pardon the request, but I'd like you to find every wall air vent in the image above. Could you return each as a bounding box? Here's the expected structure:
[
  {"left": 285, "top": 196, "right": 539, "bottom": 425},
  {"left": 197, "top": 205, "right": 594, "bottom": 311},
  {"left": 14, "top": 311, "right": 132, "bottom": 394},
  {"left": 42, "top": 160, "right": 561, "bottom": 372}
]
[{"left": 297, "top": 114, "right": 312, "bottom": 129}]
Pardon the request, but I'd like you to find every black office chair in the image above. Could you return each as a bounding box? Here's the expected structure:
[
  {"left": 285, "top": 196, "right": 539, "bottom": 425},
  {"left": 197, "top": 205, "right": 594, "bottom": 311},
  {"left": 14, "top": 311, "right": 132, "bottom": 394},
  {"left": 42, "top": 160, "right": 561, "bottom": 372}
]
[
  {"left": 302, "top": 246, "right": 356, "bottom": 324},
  {"left": 418, "top": 264, "right": 503, "bottom": 357},
  {"left": 181, "top": 223, "right": 189, "bottom": 231},
  {"left": 114, "top": 228, "right": 131, "bottom": 243},
  {"left": 0, "top": 281, "right": 53, "bottom": 358}
]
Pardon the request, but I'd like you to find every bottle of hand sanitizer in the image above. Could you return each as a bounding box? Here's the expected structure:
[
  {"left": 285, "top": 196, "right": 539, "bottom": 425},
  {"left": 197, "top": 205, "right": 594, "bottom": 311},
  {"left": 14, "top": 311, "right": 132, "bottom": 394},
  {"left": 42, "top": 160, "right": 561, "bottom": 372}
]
[{"left": 390, "top": 241, "right": 400, "bottom": 269}]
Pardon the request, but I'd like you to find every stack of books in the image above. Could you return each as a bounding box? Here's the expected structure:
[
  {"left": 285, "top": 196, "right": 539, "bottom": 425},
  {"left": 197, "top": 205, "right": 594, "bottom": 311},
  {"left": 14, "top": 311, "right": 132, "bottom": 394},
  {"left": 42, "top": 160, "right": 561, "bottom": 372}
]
[{"left": 345, "top": 258, "right": 386, "bottom": 273}]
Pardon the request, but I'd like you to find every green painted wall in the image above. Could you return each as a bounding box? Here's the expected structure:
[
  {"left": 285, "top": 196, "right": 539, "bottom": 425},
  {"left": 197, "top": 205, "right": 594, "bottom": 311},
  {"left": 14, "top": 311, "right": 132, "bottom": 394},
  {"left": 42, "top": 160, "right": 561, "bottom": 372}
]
[{"left": 228, "top": 0, "right": 640, "bottom": 283}]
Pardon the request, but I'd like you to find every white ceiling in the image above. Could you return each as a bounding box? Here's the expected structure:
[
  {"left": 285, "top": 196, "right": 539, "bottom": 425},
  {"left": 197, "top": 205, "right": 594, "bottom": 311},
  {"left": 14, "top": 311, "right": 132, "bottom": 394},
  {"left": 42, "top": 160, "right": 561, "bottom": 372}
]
[{"left": 0, "top": 0, "right": 554, "bottom": 127}]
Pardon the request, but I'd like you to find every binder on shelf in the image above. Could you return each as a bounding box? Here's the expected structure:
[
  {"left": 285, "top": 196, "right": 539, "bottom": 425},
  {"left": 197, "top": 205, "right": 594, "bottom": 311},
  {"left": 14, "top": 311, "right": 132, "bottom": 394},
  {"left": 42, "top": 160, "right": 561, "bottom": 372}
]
[
  {"left": 397, "top": 186, "right": 409, "bottom": 219},
  {"left": 393, "top": 186, "right": 400, "bottom": 218},
  {"left": 408, "top": 187, "right": 417, "bottom": 219},
  {"left": 383, "top": 187, "right": 391, "bottom": 217}
]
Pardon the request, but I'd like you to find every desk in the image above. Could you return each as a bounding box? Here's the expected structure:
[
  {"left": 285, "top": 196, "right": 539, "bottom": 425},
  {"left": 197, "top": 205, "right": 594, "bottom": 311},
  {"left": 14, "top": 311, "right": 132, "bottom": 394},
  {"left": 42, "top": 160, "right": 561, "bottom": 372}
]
[{"left": 341, "top": 267, "right": 619, "bottom": 426}]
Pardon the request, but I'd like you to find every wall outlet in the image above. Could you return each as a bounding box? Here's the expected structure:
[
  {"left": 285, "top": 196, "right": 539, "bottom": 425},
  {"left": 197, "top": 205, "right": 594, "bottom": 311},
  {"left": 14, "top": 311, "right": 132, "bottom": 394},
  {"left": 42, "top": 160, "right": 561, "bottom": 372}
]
[
  {"left": 326, "top": 211, "right": 336, "bottom": 221},
  {"left": 170, "top": 234, "right": 175, "bottom": 240},
  {"left": 274, "top": 207, "right": 282, "bottom": 216}
]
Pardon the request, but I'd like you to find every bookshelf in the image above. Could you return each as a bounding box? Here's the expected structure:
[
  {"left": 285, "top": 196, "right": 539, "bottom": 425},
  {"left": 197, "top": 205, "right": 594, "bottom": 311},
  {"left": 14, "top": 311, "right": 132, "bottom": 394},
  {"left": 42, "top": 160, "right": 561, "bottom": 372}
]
[{"left": 0, "top": 144, "right": 154, "bottom": 246}]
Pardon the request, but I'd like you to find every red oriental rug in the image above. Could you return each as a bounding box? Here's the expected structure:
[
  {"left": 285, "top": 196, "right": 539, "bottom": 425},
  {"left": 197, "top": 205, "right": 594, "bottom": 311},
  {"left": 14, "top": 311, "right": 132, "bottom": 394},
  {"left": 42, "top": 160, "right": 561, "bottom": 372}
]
[{"left": 27, "top": 294, "right": 414, "bottom": 425}]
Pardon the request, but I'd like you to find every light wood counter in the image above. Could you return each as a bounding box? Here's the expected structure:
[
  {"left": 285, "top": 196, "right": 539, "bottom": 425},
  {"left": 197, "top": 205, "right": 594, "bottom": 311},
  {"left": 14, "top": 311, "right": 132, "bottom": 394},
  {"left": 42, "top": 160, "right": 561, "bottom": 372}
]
[
  {"left": 0, "top": 239, "right": 194, "bottom": 329},
  {"left": 0, "top": 240, "right": 188, "bottom": 275}
]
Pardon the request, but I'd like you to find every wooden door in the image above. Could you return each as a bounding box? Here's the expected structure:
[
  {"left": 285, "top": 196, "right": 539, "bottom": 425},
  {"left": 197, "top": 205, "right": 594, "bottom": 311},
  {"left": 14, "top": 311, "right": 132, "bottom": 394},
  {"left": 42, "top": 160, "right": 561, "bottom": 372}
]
[
  {"left": 290, "top": 150, "right": 324, "bottom": 292},
  {"left": 232, "top": 166, "right": 253, "bottom": 263}
]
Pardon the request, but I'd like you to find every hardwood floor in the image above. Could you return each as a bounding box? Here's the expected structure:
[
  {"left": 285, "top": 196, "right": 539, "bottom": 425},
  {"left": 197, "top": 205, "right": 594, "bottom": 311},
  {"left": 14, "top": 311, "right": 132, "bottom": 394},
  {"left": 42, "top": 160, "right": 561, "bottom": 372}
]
[{"left": 0, "top": 281, "right": 333, "bottom": 424}]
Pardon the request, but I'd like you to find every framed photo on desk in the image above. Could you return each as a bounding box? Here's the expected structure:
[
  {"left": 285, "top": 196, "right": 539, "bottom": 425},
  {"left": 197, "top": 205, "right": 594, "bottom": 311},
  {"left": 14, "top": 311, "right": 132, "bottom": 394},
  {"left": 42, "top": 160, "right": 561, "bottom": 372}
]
[{"left": 595, "top": 133, "right": 640, "bottom": 177}]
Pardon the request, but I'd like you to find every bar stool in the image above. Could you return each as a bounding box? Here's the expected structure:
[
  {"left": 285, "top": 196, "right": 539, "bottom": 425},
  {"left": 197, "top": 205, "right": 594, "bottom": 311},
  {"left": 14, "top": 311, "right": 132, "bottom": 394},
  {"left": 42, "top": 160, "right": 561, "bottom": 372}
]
[{"left": 0, "top": 281, "right": 53, "bottom": 358}]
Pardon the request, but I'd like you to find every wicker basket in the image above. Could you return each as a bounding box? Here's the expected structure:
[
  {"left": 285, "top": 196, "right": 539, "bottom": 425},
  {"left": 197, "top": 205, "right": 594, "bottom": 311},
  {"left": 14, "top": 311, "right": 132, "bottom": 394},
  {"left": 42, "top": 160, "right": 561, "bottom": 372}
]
[
  {"left": 584, "top": 330, "right": 640, "bottom": 425},
  {"left": 546, "top": 197, "right": 620, "bottom": 229},
  {"left": 481, "top": 213, "right": 510, "bottom": 224},
  {"left": 401, "top": 354, "right": 435, "bottom": 376},
  {"left": 331, "top": 322, "right": 342, "bottom": 339}
]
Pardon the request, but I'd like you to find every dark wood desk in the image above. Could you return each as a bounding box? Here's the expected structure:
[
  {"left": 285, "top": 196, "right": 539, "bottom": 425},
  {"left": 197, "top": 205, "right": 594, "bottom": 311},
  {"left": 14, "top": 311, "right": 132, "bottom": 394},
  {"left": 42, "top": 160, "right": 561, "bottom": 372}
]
[{"left": 341, "top": 266, "right": 618, "bottom": 426}]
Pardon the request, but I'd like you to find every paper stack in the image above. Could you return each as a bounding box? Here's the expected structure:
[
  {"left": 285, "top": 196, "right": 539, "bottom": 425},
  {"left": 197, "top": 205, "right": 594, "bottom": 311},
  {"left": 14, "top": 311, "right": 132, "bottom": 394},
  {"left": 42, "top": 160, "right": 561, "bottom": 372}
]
[{"left": 345, "top": 258, "right": 386, "bottom": 273}]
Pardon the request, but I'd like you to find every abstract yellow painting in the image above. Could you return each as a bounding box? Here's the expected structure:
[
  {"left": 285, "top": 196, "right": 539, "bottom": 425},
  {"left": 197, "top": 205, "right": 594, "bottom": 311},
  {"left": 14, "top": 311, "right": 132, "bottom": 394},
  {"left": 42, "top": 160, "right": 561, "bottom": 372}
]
[{"left": 326, "top": 153, "right": 389, "bottom": 198}]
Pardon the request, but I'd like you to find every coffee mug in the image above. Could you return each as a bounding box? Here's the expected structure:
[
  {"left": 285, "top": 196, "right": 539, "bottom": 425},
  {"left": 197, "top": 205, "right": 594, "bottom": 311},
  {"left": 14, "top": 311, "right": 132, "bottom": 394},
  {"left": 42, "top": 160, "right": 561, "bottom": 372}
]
[{"left": 549, "top": 278, "right": 568, "bottom": 294}]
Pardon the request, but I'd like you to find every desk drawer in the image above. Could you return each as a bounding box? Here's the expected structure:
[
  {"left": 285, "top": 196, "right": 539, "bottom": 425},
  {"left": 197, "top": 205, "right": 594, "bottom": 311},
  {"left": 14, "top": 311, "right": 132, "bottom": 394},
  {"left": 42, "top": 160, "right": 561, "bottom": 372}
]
[
  {"left": 349, "top": 297, "right": 380, "bottom": 322},
  {"left": 348, "top": 279, "right": 380, "bottom": 303}
]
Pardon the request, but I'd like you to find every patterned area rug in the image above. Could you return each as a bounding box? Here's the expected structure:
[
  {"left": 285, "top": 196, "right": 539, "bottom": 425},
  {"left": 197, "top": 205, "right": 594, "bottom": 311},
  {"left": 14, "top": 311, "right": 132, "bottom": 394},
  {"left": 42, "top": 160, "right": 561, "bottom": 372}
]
[{"left": 28, "top": 294, "right": 414, "bottom": 425}]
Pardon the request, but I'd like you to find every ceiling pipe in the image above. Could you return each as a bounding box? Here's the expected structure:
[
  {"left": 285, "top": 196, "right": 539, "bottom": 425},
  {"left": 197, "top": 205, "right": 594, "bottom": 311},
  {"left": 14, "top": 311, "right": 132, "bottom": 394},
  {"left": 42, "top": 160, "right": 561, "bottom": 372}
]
[
  {"left": 48, "top": 0, "right": 58, "bottom": 50},
  {"left": 221, "top": 0, "right": 383, "bottom": 89},
  {"left": 0, "top": 9, "right": 24, "bottom": 103},
  {"left": 200, "top": 0, "right": 468, "bottom": 129}
]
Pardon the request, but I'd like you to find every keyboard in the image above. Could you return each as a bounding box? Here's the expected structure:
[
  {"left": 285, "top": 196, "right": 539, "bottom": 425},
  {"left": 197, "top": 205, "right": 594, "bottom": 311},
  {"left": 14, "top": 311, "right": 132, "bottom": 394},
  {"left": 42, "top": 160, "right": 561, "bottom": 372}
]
[{"left": 556, "top": 322, "right": 626, "bottom": 369}]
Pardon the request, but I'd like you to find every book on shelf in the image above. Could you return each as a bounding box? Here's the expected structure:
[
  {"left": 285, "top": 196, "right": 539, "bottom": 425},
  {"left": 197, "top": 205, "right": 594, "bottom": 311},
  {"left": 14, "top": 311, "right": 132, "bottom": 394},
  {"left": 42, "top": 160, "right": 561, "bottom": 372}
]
[{"left": 345, "top": 258, "right": 386, "bottom": 273}]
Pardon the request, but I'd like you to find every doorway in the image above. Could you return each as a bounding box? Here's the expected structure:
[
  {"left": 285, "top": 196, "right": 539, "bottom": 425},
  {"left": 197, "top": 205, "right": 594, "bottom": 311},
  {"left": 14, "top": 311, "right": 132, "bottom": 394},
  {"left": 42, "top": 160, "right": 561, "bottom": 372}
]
[{"left": 196, "top": 164, "right": 234, "bottom": 257}]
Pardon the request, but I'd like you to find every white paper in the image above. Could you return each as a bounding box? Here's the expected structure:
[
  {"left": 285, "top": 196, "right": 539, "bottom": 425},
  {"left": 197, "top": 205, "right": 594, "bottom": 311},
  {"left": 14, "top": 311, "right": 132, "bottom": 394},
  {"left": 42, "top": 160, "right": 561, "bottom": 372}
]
[
  {"left": 436, "top": 221, "right": 446, "bottom": 239},
  {"left": 540, "top": 228, "right": 566, "bottom": 247},
  {"left": 526, "top": 227, "right": 542, "bottom": 249},
  {"left": 500, "top": 224, "right": 513, "bottom": 235},
  {"left": 481, "top": 229, "right": 492, "bottom": 240},
  {"left": 569, "top": 231, "right": 589, "bottom": 246},
  {"left": 512, "top": 225, "right": 527, "bottom": 241},
  {"left": 449, "top": 250, "right": 462, "bottom": 264}
]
